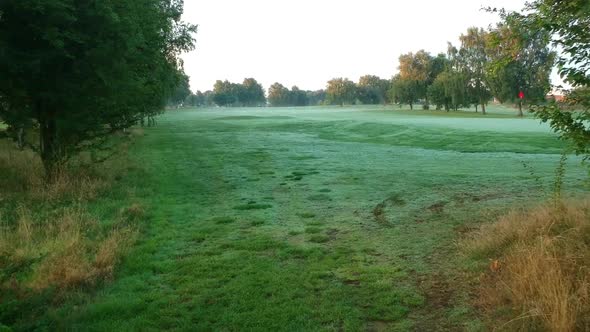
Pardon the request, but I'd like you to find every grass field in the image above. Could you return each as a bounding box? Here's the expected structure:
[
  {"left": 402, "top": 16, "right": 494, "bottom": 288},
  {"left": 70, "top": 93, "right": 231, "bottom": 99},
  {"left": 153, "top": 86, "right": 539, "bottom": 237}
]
[{"left": 4, "top": 105, "right": 588, "bottom": 331}]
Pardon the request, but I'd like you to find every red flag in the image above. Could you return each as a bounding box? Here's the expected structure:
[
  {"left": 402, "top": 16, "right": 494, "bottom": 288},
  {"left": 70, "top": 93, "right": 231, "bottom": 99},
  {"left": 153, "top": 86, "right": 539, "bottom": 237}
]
[{"left": 518, "top": 91, "right": 524, "bottom": 99}]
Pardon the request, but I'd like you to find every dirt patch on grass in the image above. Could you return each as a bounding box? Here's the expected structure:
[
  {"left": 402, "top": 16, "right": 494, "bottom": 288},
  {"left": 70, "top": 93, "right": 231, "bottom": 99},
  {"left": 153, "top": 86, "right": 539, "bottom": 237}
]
[
  {"left": 233, "top": 203, "right": 272, "bottom": 210},
  {"left": 427, "top": 201, "right": 446, "bottom": 213},
  {"left": 372, "top": 194, "right": 406, "bottom": 224}
]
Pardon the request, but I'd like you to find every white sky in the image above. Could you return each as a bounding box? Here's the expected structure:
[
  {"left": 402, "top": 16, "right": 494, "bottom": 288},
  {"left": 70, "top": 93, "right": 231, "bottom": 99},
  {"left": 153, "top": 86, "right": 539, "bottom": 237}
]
[{"left": 181, "top": 0, "right": 529, "bottom": 93}]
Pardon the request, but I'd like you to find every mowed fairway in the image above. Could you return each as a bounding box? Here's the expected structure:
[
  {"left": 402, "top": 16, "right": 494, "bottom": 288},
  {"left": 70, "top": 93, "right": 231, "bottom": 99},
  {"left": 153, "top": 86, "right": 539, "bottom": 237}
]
[{"left": 52, "top": 106, "right": 587, "bottom": 330}]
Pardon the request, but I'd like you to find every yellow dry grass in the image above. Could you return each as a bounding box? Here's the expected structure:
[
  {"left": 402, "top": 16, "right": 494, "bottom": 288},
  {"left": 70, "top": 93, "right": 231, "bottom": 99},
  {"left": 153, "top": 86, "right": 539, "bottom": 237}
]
[
  {"left": 0, "top": 136, "right": 142, "bottom": 292},
  {"left": 462, "top": 199, "right": 590, "bottom": 331},
  {"left": 0, "top": 207, "right": 138, "bottom": 291}
]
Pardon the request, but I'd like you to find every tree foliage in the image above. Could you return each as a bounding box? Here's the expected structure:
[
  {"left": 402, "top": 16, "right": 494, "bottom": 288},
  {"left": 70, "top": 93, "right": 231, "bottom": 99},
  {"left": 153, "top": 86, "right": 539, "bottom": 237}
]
[
  {"left": 390, "top": 75, "right": 420, "bottom": 110},
  {"left": 357, "top": 75, "right": 390, "bottom": 105},
  {"left": 458, "top": 27, "right": 491, "bottom": 114},
  {"left": 486, "top": 13, "right": 555, "bottom": 116},
  {"left": 0, "top": 0, "right": 197, "bottom": 173},
  {"left": 520, "top": 0, "right": 590, "bottom": 157},
  {"left": 326, "top": 78, "right": 356, "bottom": 106},
  {"left": 169, "top": 73, "right": 191, "bottom": 107},
  {"left": 212, "top": 78, "right": 265, "bottom": 107}
]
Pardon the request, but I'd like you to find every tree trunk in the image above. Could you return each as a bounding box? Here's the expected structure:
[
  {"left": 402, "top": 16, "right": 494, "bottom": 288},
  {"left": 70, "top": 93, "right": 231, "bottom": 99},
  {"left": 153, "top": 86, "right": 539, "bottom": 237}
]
[
  {"left": 409, "top": 102, "right": 413, "bottom": 110},
  {"left": 518, "top": 101, "right": 523, "bottom": 117},
  {"left": 481, "top": 101, "right": 486, "bottom": 115},
  {"left": 39, "top": 109, "right": 58, "bottom": 177},
  {"left": 17, "top": 126, "right": 24, "bottom": 150},
  {"left": 475, "top": 104, "right": 478, "bottom": 113}
]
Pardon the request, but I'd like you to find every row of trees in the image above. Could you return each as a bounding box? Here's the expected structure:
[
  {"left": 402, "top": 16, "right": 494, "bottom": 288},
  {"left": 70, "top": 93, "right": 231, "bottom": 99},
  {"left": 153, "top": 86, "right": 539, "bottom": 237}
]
[
  {"left": 186, "top": 75, "right": 391, "bottom": 108},
  {"left": 267, "top": 83, "right": 326, "bottom": 107},
  {"left": 390, "top": 18, "right": 554, "bottom": 116}
]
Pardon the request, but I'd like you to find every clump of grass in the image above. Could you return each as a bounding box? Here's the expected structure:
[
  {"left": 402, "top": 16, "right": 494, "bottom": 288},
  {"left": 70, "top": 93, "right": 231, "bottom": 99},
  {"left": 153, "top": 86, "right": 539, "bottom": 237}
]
[
  {"left": 462, "top": 199, "right": 590, "bottom": 331},
  {"left": 0, "top": 141, "right": 44, "bottom": 192},
  {"left": 309, "top": 234, "right": 330, "bottom": 243},
  {"left": 304, "top": 227, "right": 322, "bottom": 234},
  {"left": 0, "top": 206, "right": 138, "bottom": 291},
  {"left": 38, "top": 167, "right": 108, "bottom": 202},
  {"left": 120, "top": 203, "right": 145, "bottom": 222},
  {"left": 296, "top": 212, "right": 316, "bottom": 219},
  {"left": 211, "top": 216, "right": 235, "bottom": 224}
]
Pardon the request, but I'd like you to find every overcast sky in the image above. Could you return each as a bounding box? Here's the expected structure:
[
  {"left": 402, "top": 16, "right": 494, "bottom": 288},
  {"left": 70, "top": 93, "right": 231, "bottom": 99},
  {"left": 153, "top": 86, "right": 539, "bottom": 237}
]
[{"left": 181, "top": 0, "right": 529, "bottom": 92}]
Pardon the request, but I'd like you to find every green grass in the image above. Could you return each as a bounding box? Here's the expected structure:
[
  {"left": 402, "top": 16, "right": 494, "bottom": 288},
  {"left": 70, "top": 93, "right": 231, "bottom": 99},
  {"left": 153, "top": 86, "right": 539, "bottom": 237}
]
[{"left": 4, "top": 105, "right": 588, "bottom": 331}]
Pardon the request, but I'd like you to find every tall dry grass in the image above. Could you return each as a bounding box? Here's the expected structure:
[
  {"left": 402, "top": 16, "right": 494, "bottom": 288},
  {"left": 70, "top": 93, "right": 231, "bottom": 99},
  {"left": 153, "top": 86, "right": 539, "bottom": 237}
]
[
  {"left": 0, "top": 206, "right": 139, "bottom": 290},
  {"left": 0, "top": 134, "right": 143, "bottom": 292},
  {"left": 462, "top": 199, "right": 590, "bottom": 331},
  {"left": 0, "top": 141, "right": 108, "bottom": 201}
]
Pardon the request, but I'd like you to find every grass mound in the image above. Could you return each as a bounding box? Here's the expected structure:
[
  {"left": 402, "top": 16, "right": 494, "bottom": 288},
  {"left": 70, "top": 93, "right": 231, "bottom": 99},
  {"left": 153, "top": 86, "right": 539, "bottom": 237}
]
[{"left": 462, "top": 199, "right": 590, "bottom": 331}]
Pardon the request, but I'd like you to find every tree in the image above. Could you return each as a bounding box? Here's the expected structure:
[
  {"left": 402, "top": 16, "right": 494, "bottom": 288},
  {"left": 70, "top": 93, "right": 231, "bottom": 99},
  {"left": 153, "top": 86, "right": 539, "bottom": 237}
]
[
  {"left": 268, "top": 82, "right": 290, "bottom": 106},
  {"left": 486, "top": 14, "right": 555, "bottom": 116},
  {"left": 428, "top": 70, "right": 469, "bottom": 112},
  {"left": 239, "top": 78, "right": 266, "bottom": 106},
  {"left": 0, "top": 0, "right": 196, "bottom": 174},
  {"left": 458, "top": 27, "right": 491, "bottom": 114},
  {"left": 289, "top": 86, "right": 308, "bottom": 106},
  {"left": 508, "top": 0, "right": 590, "bottom": 157},
  {"left": 398, "top": 50, "right": 431, "bottom": 108},
  {"left": 357, "top": 75, "right": 390, "bottom": 105},
  {"left": 390, "top": 75, "right": 420, "bottom": 110},
  {"left": 326, "top": 78, "right": 356, "bottom": 106},
  {"left": 306, "top": 90, "right": 327, "bottom": 106},
  {"left": 212, "top": 80, "right": 238, "bottom": 106},
  {"left": 169, "top": 74, "right": 191, "bottom": 108}
]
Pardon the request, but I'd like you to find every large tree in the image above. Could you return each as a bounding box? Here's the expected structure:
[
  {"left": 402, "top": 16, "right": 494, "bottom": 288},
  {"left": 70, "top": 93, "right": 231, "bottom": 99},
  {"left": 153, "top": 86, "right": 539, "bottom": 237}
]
[
  {"left": 169, "top": 73, "right": 192, "bottom": 108},
  {"left": 458, "top": 27, "right": 491, "bottom": 114},
  {"left": 357, "top": 75, "right": 390, "bottom": 105},
  {"left": 486, "top": 13, "right": 554, "bottom": 116},
  {"left": 390, "top": 75, "right": 420, "bottom": 110},
  {"left": 326, "top": 78, "right": 356, "bottom": 106},
  {"left": 0, "top": 0, "right": 196, "bottom": 174},
  {"left": 512, "top": 0, "right": 590, "bottom": 157},
  {"left": 239, "top": 78, "right": 266, "bottom": 106},
  {"left": 212, "top": 80, "right": 238, "bottom": 106},
  {"left": 268, "top": 82, "right": 290, "bottom": 107},
  {"left": 397, "top": 50, "right": 431, "bottom": 108}
]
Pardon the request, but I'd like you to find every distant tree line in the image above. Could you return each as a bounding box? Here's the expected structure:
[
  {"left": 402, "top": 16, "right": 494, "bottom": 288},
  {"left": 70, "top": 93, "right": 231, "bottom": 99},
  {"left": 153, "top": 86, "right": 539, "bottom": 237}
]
[
  {"left": 390, "top": 20, "right": 554, "bottom": 116},
  {"left": 188, "top": 14, "right": 554, "bottom": 116},
  {"left": 180, "top": 3, "right": 560, "bottom": 119}
]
